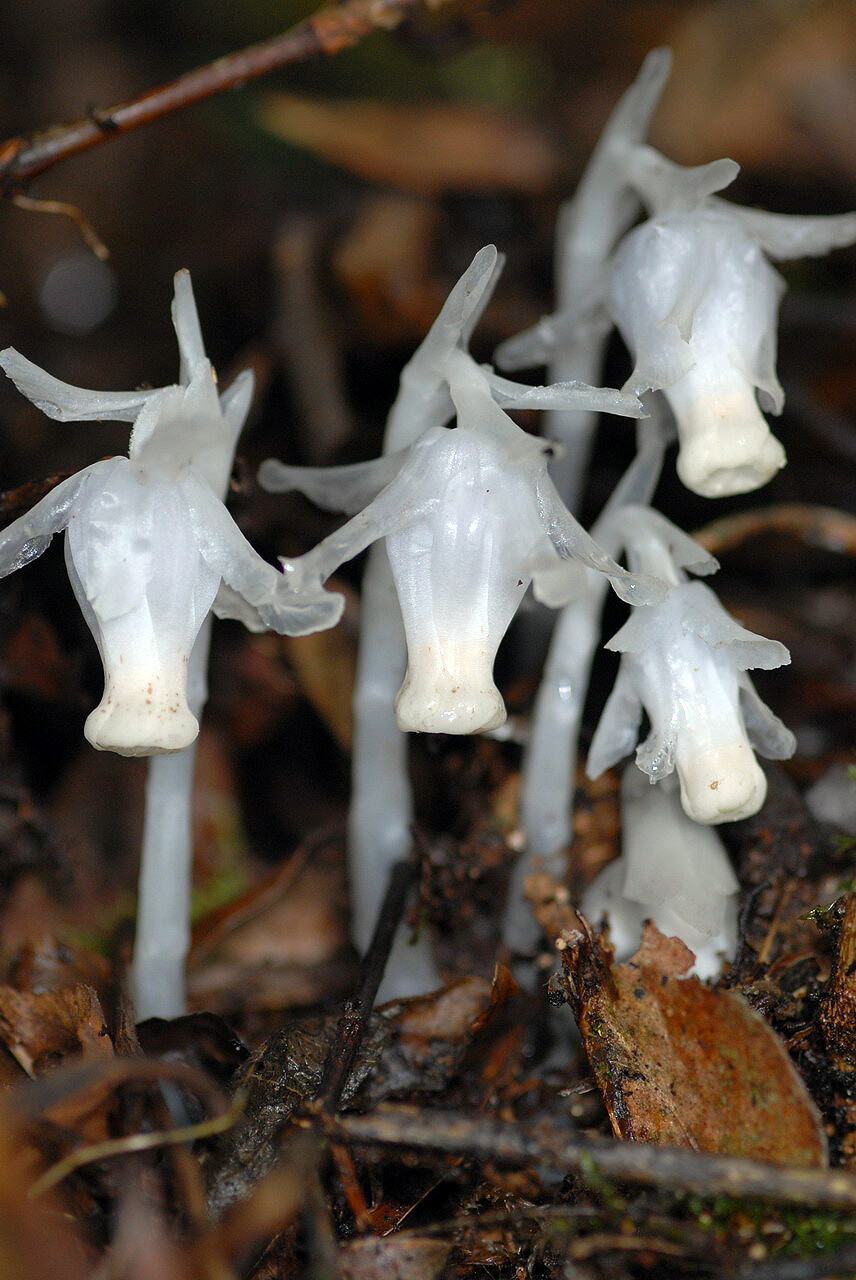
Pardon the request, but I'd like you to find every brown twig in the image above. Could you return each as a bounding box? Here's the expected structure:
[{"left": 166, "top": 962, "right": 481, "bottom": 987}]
[
  {"left": 315, "top": 855, "right": 417, "bottom": 1112},
  {"left": 339, "top": 1106, "right": 856, "bottom": 1212},
  {"left": 694, "top": 503, "right": 856, "bottom": 558},
  {"left": 0, "top": 0, "right": 454, "bottom": 196}
]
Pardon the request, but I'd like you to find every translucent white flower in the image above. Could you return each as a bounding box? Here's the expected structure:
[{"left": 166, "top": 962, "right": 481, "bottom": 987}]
[
  {"left": 587, "top": 505, "right": 795, "bottom": 823},
  {"left": 609, "top": 144, "right": 856, "bottom": 498},
  {"left": 582, "top": 769, "right": 738, "bottom": 979},
  {"left": 0, "top": 271, "right": 341, "bottom": 756},
  {"left": 262, "top": 263, "right": 665, "bottom": 735}
]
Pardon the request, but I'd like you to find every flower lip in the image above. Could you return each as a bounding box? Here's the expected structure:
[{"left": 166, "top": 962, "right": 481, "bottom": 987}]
[
  {"left": 674, "top": 738, "right": 768, "bottom": 825},
  {"left": 393, "top": 640, "right": 507, "bottom": 735},
  {"left": 85, "top": 666, "right": 199, "bottom": 756}
]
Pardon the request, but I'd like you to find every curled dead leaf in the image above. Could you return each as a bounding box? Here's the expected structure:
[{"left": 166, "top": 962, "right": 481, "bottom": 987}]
[{"left": 560, "top": 920, "right": 827, "bottom": 1167}]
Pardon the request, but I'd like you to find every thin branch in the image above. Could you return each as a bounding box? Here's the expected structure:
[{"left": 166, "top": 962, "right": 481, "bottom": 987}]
[
  {"left": 694, "top": 502, "right": 856, "bottom": 559},
  {"left": 0, "top": 0, "right": 453, "bottom": 195},
  {"left": 315, "top": 855, "right": 416, "bottom": 1113},
  {"left": 339, "top": 1106, "right": 856, "bottom": 1212}
]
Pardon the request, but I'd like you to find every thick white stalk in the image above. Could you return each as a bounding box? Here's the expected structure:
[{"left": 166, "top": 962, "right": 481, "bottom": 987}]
[
  {"left": 509, "top": 423, "right": 665, "bottom": 952},
  {"left": 348, "top": 542, "right": 439, "bottom": 999},
  {"left": 130, "top": 614, "right": 212, "bottom": 1020},
  {"left": 538, "top": 53, "right": 672, "bottom": 509}
]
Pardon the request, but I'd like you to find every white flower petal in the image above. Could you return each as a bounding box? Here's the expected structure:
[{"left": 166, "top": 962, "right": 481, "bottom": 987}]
[
  {"left": 0, "top": 460, "right": 113, "bottom": 577},
  {"left": 258, "top": 451, "right": 408, "bottom": 514}
]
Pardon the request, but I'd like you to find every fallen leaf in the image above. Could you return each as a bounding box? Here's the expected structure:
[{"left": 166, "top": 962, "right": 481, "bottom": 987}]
[
  {"left": 0, "top": 983, "right": 112, "bottom": 1077},
  {"left": 561, "top": 920, "right": 827, "bottom": 1167},
  {"left": 8, "top": 935, "right": 110, "bottom": 999},
  {"left": 203, "top": 972, "right": 510, "bottom": 1216},
  {"left": 258, "top": 93, "right": 559, "bottom": 194}
]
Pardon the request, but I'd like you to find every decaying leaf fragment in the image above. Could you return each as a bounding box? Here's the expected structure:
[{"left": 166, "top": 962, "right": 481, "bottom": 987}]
[
  {"left": 559, "top": 920, "right": 827, "bottom": 1167},
  {"left": 0, "top": 983, "right": 112, "bottom": 1077},
  {"left": 203, "top": 972, "right": 512, "bottom": 1216}
]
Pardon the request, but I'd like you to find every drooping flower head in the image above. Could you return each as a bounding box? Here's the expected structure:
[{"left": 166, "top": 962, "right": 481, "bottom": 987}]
[
  {"left": 496, "top": 48, "right": 856, "bottom": 501},
  {"left": 607, "top": 119, "right": 856, "bottom": 498},
  {"left": 586, "top": 504, "right": 795, "bottom": 823},
  {"left": 262, "top": 248, "right": 665, "bottom": 735},
  {"left": 0, "top": 272, "right": 341, "bottom": 756}
]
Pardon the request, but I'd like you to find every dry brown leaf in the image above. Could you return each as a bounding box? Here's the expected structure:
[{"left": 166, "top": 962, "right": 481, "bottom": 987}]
[
  {"left": 561, "top": 920, "right": 827, "bottom": 1167},
  {"left": 203, "top": 971, "right": 513, "bottom": 1215},
  {"left": 8, "top": 935, "right": 110, "bottom": 999},
  {"left": 258, "top": 93, "right": 559, "bottom": 194},
  {"left": 0, "top": 983, "right": 113, "bottom": 1077}
]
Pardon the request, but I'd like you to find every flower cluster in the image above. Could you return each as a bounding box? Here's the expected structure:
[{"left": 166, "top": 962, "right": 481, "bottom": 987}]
[
  {"left": 2, "top": 47, "right": 852, "bottom": 1009},
  {"left": 263, "top": 248, "right": 663, "bottom": 736}
]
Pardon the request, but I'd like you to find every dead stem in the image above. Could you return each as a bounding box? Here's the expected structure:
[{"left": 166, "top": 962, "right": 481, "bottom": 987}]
[{"left": 339, "top": 1106, "right": 856, "bottom": 1211}]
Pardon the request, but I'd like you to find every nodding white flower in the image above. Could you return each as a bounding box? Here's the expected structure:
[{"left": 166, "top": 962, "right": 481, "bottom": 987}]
[
  {"left": 262, "top": 248, "right": 666, "bottom": 736},
  {"left": 586, "top": 505, "right": 795, "bottom": 824},
  {"left": 496, "top": 47, "right": 856, "bottom": 501},
  {"left": 609, "top": 140, "right": 856, "bottom": 499},
  {"left": 0, "top": 271, "right": 342, "bottom": 757},
  {"left": 582, "top": 768, "right": 738, "bottom": 980}
]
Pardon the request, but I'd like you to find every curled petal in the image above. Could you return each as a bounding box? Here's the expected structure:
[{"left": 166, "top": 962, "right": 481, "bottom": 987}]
[
  {"left": 610, "top": 505, "right": 718, "bottom": 581},
  {"left": 171, "top": 267, "right": 207, "bottom": 382},
  {"left": 258, "top": 450, "right": 408, "bottom": 514},
  {"left": 739, "top": 673, "right": 797, "bottom": 760},
  {"left": 586, "top": 664, "right": 644, "bottom": 778},
  {"left": 0, "top": 459, "right": 114, "bottom": 577},
  {"left": 0, "top": 348, "right": 156, "bottom": 422},
  {"left": 719, "top": 201, "right": 856, "bottom": 261},
  {"left": 534, "top": 471, "right": 666, "bottom": 606},
  {"left": 486, "top": 369, "right": 642, "bottom": 418},
  {"left": 386, "top": 245, "right": 503, "bottom": 451},
  {"left": 627, "top": 146, "right": 739, "bottom": 215},
  {"left": 183, "top": 472, "right": 343, "bottom": 636}
]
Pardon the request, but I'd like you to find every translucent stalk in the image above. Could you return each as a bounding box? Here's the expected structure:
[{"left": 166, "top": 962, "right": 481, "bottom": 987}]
[
  {"left": 130, "top": 614, "right": 212, "bottom": 1019},
  {"left": 507, "top": 421, "right": 665, "bottom": 952}
]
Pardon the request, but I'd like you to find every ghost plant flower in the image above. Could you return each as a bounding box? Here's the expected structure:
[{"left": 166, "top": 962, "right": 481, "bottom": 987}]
[
  {"left": 586, "top": 504, "right": 795, "bottom": 824},
  {"left": 0, "top": 272, "right": 342, "bottom": 757},
  {"left": 607, "top": 126, "right": 856, "bottom": 498},
  {"left": 495, "top": 47, "right": 673, "bottom": 511},
  {"left": 0, "top": 272, "right": 344, "bottom": 1020},
  {"left": 265, "top": 346, "right": 662, "bottom": 738},
  {"left": 497, "top": 47, "right": 856, "bottom": 502},
  {"left": 582, "top": 768, "right": 738, "bottom": 980}
]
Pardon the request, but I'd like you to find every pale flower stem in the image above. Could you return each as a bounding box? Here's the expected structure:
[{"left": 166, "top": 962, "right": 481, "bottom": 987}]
[
  {"left": 506, "top": 580, "right": 607, "bottom": 952},
  {"left": 509, "top": 424, "right": 665, "bottom": 952},
  {"left": 130, "top": 615, "right": 212, "bottom": 1020},
  {"left": 131, "top": 743, "right": 196, "bottom": 1020},
  {"left": 348, "top": 544, "right": 439, "bottom": 997},
  {"left": 348, "top": 544, "right": 411, "bottom": 952}
]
